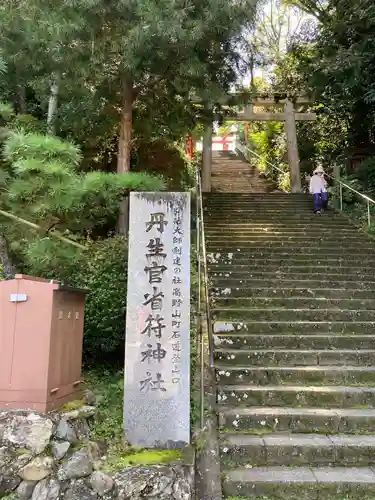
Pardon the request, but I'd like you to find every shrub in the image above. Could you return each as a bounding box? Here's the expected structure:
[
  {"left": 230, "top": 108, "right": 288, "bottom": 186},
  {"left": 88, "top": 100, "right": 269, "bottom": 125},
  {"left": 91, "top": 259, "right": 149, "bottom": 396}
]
[{"left": 61, "top": 237, "right": 128, "bottom": 365}]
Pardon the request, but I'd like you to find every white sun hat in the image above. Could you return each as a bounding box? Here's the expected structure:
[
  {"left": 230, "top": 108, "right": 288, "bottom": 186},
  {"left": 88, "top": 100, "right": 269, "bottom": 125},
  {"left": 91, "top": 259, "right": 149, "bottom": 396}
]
[{"left": 313, "top": 165, "right": 325, "bottom": 174}]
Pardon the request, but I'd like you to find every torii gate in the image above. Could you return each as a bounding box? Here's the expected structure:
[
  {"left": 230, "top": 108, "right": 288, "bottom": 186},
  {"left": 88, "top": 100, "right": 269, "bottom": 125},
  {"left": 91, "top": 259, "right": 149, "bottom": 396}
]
[{"left": 201, "top": 96, "right": 316, "bottom": 193}]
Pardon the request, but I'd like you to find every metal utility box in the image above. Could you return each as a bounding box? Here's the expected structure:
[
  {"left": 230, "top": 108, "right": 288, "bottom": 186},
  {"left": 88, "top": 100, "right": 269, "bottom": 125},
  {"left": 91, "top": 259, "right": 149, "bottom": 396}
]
[{"left": 0, "top": 274, "right": 86, "bottom": 412}]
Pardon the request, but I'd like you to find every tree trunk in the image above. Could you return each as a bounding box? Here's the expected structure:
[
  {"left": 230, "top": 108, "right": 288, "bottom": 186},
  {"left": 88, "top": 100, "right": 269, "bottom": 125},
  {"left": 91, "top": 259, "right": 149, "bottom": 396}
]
[
  {"left": 0, "top": 234, "right": 14, "bottom": 278},
  {"left": 47, "top": 79, "right": 59, "bottom": 135},
  {"left": 17, "top": 85, "right": 26, "bottom": 114},
  {"left": 117, "top": 77, "right": 133, "bottom": 235}
]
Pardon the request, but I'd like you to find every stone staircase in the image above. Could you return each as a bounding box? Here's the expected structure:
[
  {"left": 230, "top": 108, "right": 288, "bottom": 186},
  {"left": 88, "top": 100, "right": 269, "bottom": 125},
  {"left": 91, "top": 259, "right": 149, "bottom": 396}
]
[
  {"left": 204, "top": 191, "right": 375, "bottom": 499},
  {"left": 211, "top": 151, "right": 278, "bottom": 193}
]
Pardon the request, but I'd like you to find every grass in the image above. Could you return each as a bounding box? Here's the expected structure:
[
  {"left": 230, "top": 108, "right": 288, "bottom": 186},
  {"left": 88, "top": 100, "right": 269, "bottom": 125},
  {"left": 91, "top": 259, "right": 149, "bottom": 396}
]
[{"left": 82, "top": 370, "right": 183, "bottom": 470}]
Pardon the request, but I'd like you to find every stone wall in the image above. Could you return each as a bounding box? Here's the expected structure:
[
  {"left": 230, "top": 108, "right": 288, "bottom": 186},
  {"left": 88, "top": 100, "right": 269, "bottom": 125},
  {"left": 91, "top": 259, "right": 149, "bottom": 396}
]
[{"left": 0, "top": 408, "right": 194, "bottom": 499}]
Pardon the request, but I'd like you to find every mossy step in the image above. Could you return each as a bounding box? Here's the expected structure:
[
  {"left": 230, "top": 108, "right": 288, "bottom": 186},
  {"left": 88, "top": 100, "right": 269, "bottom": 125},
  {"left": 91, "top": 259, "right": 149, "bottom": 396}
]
[
  {"left": 207, "top": 259, "right": 375, "bottom": 269},
  {"left": 214, "top": 334, "right": 375, "bottom": 350},
  {"left": 213, "top": 320, "right": 375, "bottom": 335},
  {"left": 212, "top": 298, "right": 375, "bottom": 310},
  {"left": 210, "top": 279, "right": 375, "bottom": 290},
  {"left": 207, "top": 242, "right": 375, "bottom": 251},
  {"left": 214, "top": 348, "right": 375, "bottom": 367},
  {"left": 209, "top": 265, "right": 375, "bottom": 277},
  {"left": 210, "top": 271, "right": 375, "bottom": 282},
  {"left": 204, "top": 223, "right": 359, "bottom": 229},
  {"left": 206, "top": 225, "right": 354, "bottom": 232},
  {"left": 205, "top": 209, "right": 337, "bottom": 214},
  {"left": 222, "top": 466, "right": 375, "bottom": 499},
  {"left": 210, "top": 287, "right": 375, "bottom": 300},
  {"left": 215, "top": 365, "right": 375, "bottom": 386},
  {"left": 206, "top": 247, "right": 375, "bottom": 256},
  {"left": 206, "top": 228, "right": 359, "bottom": 235},
  {"left": 207, "top": 248, "right": 372, "bottom": 258},
  {"left": 207, "top": 255, "right": 375, "bottom": 265},
  {"left": 217, "top": 385, "right": 375, "bottom": 408},
  {"left": 207, "top": 236, "right": 369, "bottom": 244},
  {"left": 218, "top": 406, "right": 375, "bottom": 434},
  {"left": 213, "top": 308, "right": 375, "bottom": 322},
  {"left": 220, "top": 433, "right": 375, "bottom": 467}
]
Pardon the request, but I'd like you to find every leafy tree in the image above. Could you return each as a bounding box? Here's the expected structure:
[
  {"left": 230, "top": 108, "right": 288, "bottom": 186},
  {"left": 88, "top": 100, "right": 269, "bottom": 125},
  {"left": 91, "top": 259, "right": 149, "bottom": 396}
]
[{"left": 0, "top": 108, "right": 165, "bottom": 272}]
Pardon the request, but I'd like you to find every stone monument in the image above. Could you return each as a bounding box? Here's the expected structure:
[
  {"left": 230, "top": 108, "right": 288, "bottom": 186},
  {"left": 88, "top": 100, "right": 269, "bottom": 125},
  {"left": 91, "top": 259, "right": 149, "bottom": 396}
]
[{"left": 124, "top": 192, "right": 191, "bottom": 448}]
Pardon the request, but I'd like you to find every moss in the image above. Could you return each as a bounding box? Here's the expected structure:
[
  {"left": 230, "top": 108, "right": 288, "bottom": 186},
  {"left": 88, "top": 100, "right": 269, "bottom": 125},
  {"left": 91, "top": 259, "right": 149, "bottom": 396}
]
[
  {"left": 14, "top": 448, "right": 29, "bottom": 455},
  {"left": 102, "top": 447, "right": 182, "bottom": 472},
  {"left": 60, "top": 399, "right": 85, "bottom": 412}
]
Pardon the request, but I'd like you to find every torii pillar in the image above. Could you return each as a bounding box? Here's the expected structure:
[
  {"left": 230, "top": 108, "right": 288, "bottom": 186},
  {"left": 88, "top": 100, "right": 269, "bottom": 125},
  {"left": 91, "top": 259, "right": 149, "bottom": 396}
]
[
  {"left": 284, "top": 100, "right": 302, "bottom": 193},
  {"left": 202, "top": 123, "right": 213, "bottom": 192}
]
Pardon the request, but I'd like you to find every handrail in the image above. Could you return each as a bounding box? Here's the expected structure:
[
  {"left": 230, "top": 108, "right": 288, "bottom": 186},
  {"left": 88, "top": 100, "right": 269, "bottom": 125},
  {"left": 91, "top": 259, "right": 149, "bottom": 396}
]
[
  {"left": 235, "top": 141, "right": 288, "bottom": 186},
  {"left": 236, "top": 137, "right": 375, "bottom": 226},
  {"left": 195, "top": 165, "right": 215, "bottom": 428}
]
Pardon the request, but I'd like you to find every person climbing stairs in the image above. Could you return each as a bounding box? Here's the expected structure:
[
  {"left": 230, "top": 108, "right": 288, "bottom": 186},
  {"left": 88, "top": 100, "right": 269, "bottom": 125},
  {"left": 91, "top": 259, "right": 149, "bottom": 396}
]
[{"left": 204, "top": 188, "right": 375, "bottom": 499}]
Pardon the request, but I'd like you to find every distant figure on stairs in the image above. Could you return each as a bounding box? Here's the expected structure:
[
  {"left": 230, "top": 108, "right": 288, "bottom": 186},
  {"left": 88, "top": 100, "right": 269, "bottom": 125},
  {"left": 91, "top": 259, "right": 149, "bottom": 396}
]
[{"left": 309, "top": 165, "right": 328, "bottom": 214}]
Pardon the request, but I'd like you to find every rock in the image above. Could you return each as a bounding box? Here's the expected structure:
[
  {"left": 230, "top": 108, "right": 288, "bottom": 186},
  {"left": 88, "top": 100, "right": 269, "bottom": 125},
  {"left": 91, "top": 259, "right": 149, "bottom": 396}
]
[
  {"left": 3, "top": 413, "right": 54, "bottom": 454},
  {"left": 84, "top": 390, "right": 96, "bottom": 406},
  {"left": 71, "top": 418, "right": 91, "bottom": 440},
  {"left": 172, "top": 472, "right": 192, "bottom": 500},
  {"left": 64, "top": 480, "right": 98, "bottom": 500},
  {"left": 61, "top": 406, "right": 96, "bottom": 420},
  {"left": 58, "top": 450, "right": 93, "bottom": 480},
  {"left": 31, "top": 478, "right": 60, "bottom": 500},
  {"left": 114, "top": 467, "right": 174, "bottom": 498},
  {"left": 55, "top": 419, "right": 77, "bottom": 443},
  {"left": 20, "top": 456, "right": 54, "bottom": 481},
  {"left": 51, "top": 440, "right": 70, "bottom": 460},
  {"left": 86, "top": 441, "right": 101, "bottom": 463},
  {"left": 0, "top": 446, "right": 15, "bottom": 468},
  {"left": 0, "top": 474, "right": 21, "bottom": 494},
  {"left": 0, "top": 412, "right": 8, "bottom": 440},
  {"left": 90, "top": 471, "right": 114, "bottom": 496},
  {"left": 17, "top": 480, "right": 37, "bottom": 499}
]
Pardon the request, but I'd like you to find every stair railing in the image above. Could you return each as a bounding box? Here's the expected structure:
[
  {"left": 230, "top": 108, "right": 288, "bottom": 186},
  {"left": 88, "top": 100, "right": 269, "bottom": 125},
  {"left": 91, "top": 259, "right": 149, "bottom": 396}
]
[
  {"left": 326, "top": 173, "right": 375, "bottom": 227},
  {"left": 234, "top": 139, "right": 289, "bottom": 191},
  {"left": 195, "top": 165, "right": 215, "bottom": 428},
  {"left": 235, "top": 137, "right": 375, "bottom": 225}
]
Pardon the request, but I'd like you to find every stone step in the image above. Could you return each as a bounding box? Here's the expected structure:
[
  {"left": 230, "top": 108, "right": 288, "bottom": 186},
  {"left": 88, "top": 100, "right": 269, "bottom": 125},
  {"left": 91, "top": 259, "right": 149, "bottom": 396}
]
[
  {"left": 207, "top": 241, "right": 375, "bottom": 251},
  {"left": 209, "top": 263, "right": 375, "bottom": 273},
  {"left": 204, "top": 193, "right": 306, "bottom": 198},
  {"left": 212, "top": 308, "right": 375, "bottom": 322},
  {"left": 205, "top": 213, "right": 333, "bottom": 219},
  {"left": 210, "top": 270, "right": 375, "bottom": 281},
  {"left": 206, "top": 246, "right": 375, "bottom": 256},
  {"left": 218, "top": 406, "right": 375, "bottom": 433},
  {"left": 214, "top": 334, "right": 375, "bottom": 350},
  {"left": 212, "top": 297, "right": 375, "bottom": 310},
  {"left": 217, "top": 384, "right": 375, "bottom": 408},
  {"left": 210, "top": 278, "right": 375, "bottom": 289},
  {"left": 222, "top": 466, "right": 375, "bottom": 499},
  {"left": 220, "top": 433, "right": 375, "bottom": 467},
  {"left": 204, "top": 223, "right": 360, "bottom": 229},
  {"left": 210, "top": 287, "right": 375, "bottom": 299},
  {"left": 207, "top": 234, "right": 367, "bottom": 243},
  {"left": 207, "top": 254, "right": 375, "bottom": 265},
  {"left": 214, "top": 349, "right": 375, "bottom": 366},
  {"left": 215, "top": 365, "right": 375, "bottom": 386},
  {"left": 213, "top": 320, "right": 375, "bottom": 335}
]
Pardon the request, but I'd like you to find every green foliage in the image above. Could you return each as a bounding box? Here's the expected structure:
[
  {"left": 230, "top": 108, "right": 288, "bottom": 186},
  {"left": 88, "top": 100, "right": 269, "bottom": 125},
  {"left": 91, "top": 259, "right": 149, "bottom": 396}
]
[
  {"left": 247, "top": 120, "right": 290, "bottom": 191},
  {"left": 85, "top": 370, "right": 124, "bottom": 442},
  {"left": 0, "top": 127, "right": 165, "bottom": 269},
  {"left": 351, "top": 156, "right": 375, "bottom": 196},
  {"left": 38, "top": 237, "right": 127, "bottom": 362}
]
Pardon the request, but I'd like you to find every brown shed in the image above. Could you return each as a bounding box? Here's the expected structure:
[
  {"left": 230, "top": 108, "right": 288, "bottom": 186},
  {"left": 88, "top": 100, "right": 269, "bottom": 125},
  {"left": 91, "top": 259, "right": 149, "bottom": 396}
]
[{"left": 0, "top": 275, "right": 86, "bottom": 412}]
